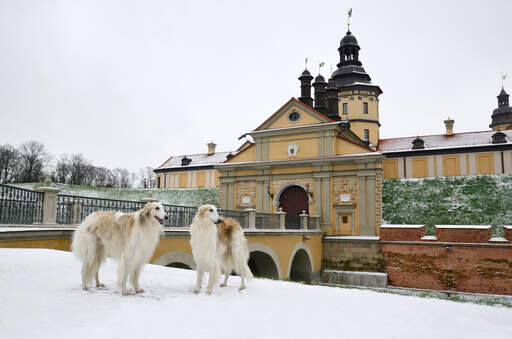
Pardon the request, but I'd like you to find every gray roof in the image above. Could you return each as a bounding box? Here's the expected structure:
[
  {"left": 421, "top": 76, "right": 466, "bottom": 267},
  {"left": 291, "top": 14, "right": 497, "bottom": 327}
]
[
  {"left": 379, "top": 130, "right": 512, "bottom": 154},
  {"left": 156, "top": 151, "right": 233, "bottom": 170}
]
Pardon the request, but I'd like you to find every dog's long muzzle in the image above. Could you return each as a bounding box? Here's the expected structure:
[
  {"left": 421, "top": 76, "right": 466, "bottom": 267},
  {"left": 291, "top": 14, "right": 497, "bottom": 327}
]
[{"left": 214, "top": 217, "right": 223, "bottom": 224}]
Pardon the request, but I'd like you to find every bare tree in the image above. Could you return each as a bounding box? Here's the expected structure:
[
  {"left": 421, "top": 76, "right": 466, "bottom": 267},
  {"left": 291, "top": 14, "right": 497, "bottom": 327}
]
[
  {"left": 0, "top": 144, "right": 20, "bottom": 183},
  {"left": 54, "top": 154, "right": 71, "bottom": 184},
  {"left": 113, "top": 168, "right": 132, "bottom": 188},
  {"left": 138, "top": 166, "right": 156, "bottom": 188},
  {"left": 18, "top": 141, "right": 48, "bottom": 183}
]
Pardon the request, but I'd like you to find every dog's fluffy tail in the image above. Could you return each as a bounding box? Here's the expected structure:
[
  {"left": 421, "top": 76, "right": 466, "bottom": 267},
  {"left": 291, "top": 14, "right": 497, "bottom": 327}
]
[
  {"left": 71, "top": 217, "right": 103, "bottom": 284},
  {"left": 232, "top": 233, "right": 254, "bottom": 281}
]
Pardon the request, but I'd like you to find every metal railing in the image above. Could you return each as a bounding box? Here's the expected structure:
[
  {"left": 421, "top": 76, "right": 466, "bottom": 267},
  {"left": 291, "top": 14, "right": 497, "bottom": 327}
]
[
  {"left": 56, "top": 195, "right": 145, "bottom": 224},
  {"left": 256, "top": 212, "right": 280, "bottom": 229},
  {"left": 218, "top": 209, "right": 249, "bottom": 228},
  {"left": 0, "top": 184, "right": 43, "bottom": 224},
  {"left": 162, "top": 204, "right": 197, "bottom": 227}
]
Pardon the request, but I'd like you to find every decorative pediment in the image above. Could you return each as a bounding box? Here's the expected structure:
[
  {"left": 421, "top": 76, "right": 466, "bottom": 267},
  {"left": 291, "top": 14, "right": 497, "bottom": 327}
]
[{"left": 254, "top": 98, "right": 333, "bottom": 131}]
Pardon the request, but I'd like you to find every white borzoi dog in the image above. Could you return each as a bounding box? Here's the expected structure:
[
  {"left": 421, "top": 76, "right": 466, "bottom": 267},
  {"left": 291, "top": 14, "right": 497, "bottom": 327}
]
[
  {"left": 190, "top": 204, "right": 253, "bottom": 294},
  {"left": 71, "top": 202, "right": 167, "bottom": 295}
]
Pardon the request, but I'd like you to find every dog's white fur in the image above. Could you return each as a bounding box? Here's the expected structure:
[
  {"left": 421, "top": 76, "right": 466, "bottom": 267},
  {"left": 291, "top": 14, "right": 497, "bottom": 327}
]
[
  {"left": 71, "top": 202, "right": 165, "bottom": 295},
  {"left": 190, "top": 204, "right": 253, "bottom": 294}
]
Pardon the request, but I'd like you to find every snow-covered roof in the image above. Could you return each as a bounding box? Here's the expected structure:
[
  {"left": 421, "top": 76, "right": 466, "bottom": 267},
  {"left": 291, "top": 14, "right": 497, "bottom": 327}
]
[
  {"left": 156, "top": 151, "right": 233, "bottom": 170},
  {"left": 379, "top": 130, "right": 512, "bottom": 154}
]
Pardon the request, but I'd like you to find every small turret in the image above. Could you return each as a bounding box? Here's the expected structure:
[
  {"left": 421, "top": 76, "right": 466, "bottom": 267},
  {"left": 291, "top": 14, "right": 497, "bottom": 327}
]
[
  {"left": 313, "top": 74, "right": 327, "bottom": 113},
  {"left": 326, "top": 77, "right": 340, "bottom": 120},
  {"left": 298, "top": 69, "right": 314, "bottom": 107},
  {"left": 490, "top": 87, "right": 512, "bottom": 130}
]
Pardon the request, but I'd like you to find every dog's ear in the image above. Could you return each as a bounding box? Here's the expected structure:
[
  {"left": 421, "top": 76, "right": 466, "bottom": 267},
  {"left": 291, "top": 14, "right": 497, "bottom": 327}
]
[
  {"left": 142, "top": 203, "right": 152, "bottom": 219},
  {"left": 198, "top": 205, "right": 208, "bottom": 216}
]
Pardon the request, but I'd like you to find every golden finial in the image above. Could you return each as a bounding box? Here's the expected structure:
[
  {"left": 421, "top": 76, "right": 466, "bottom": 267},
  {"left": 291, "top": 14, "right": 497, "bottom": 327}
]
[{"left": 501, "top": 72, "right": 508, "bottom": 89}]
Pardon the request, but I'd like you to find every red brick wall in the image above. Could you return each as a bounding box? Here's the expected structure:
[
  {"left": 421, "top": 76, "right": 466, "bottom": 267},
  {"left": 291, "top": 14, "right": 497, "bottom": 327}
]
[
  {"left": 380, "top": 226, "right": 425, "bottom": 241},
  {"left": 436, "top": 227, "right": 492, "bottom": 243},
  {"left": 505, "top": 227, "right": 512, "bottom": 243},
  {"left": 381, "top": 243, "right": 512, "bottom": 295},
  {"left": 380, "top": 225, "right": 512, "bottom": 295}
]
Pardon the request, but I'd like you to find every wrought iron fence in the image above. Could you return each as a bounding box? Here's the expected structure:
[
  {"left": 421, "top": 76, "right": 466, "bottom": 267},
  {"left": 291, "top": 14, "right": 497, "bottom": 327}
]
[
  {"left": 218, "top": 209, "right": 249, "bottom": 228},
  {"left": 256, "top": 212, "right": 280, "bottom": 229},
  {"left": 0, "top": 184, "right": 43, "bottom": 224},
  {"left": 56, "top": 195, "right": 145, "bottom": 224},
  {"left": 162, "top": 204, "right": 197, "bottom": 227}
]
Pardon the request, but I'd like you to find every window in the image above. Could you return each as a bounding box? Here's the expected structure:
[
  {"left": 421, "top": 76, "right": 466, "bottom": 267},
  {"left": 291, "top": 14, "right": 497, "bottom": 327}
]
[
  {"left": 343, "top": 103, "right": 348, "bottom": 114},
  {"left": 364, "top": 129, "right": 369, "bottom": 141},
  {"left": 363, "top": 102, "right": 368, "bottom": 114},
  {"left": 157, "top": 176, "right": 161, "bottom": 188},
  {"left": 288, "top": 111, "right": 300, "bottom": 122}
]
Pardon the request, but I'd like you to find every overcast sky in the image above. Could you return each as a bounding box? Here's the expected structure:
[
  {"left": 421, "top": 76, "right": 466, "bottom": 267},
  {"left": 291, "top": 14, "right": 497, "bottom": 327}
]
[{"left": 1, "top": 0, "right": 511, "bottom": 171}]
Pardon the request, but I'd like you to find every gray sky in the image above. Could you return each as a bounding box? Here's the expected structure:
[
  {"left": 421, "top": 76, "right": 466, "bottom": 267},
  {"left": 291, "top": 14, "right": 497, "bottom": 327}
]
[{"left": 1, "top": 0, "right": 511, "bottom": 171}]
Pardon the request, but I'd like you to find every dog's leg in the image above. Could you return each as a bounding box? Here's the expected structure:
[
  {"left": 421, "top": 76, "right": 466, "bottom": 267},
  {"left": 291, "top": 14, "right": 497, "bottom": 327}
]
[
  {"left": 220, "top": 266, "right": 230, "bottom": 287},
  {"left": 81, "top": 262, "right": 89, "bottom": 291},
  {"left": 95, "top": 245, "right": 106, "bottom": 288},
  {"left": 239, "top": 274, "right": 247, "bottom": 292},
  {"left": 206, "top": 264, "right": 219, "bottom": 295},
  {"left": 193, "top": 269, "right": 203, "bottom": 294},
  {"left": 118, "top": 257, "right": 130, "bottom": 295},
  {"left": 132, "top": 265, "right": 144, "bottom": 293}
]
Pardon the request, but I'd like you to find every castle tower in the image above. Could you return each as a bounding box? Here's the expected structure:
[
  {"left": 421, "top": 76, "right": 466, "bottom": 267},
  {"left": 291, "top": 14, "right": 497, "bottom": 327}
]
[
  {"left": 330, "top": 29, "right": 382, "bottom": 147},
  {"left": 298, "top": 69, "right": 314, "bottom": 107},
  {"left": 490, "top": 87, "right": 512, "bottom": 130},
  {"left": 313, "top": 74, "right": 327, "bottom": 113}
]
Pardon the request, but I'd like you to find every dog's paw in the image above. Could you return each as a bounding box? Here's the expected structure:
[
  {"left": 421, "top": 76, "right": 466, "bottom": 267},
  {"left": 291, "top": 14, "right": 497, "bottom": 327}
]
[
  {"left": 135, "top": 288, "right": 144, "bottom": 294},
  {"left": 96, "top": 283, "right": 106, "bottom": 288},
  {"left": 192, "top": 288, "right": 200, "bottom": 294},
  {"left": 206, "top": 289, "right": 213, "bottom": 295},
  {"left": 122, "top": 290, "right": 132, "bottom": 296},
  {"left": 82, "top": 286, "right": 89, "bottom": 291},
  {"left": 220, "top": 283, "right": 227, "bottom": 287}
]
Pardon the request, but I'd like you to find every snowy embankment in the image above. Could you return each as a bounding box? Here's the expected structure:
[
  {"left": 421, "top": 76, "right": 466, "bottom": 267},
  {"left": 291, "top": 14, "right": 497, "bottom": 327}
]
[
  {"left": 0, "top": 249, "right": 511, "bottom": 339},
  {"left": 383, "top": 174, "right": 512, "bottom": 235}
]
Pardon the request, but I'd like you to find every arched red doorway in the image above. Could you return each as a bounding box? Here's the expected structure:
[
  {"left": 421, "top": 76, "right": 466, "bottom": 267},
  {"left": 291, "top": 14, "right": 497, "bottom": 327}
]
[{"left": 278, "top": 185, "right": 308, "bottom": 229}]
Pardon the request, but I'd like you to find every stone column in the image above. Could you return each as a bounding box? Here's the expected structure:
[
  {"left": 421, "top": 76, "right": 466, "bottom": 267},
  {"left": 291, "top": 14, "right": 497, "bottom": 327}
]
[
  {"left": 277, "top": 208, "right": 286, "bottom": 230},
  {"left": 300, "top": 210, "right": 309, "bottom": 230},
  {"left": 139, "top": 191, "right": 159, "bottom": 204},
  {"left": 245, "top": 208, "right": 256, "bottom": 229},
  {"left": 35, "top": 178, "right": 61, "bottom": 225}
]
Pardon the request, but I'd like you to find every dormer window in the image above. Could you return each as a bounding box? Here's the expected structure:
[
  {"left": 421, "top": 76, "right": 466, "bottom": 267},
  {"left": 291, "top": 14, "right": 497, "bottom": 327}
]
[
  {"left": 492, "top": 132, "right": 507, "bottom": 144},
  {"left": 411, "top": 137, "right": 425, "bottom": 149},
  {"left": 181, "top": 156, "right": 192, "bottom": 166}
]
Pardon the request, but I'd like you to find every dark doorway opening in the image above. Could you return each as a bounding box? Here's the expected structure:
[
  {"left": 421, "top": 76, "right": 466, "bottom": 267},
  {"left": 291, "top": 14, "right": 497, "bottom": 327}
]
[{"left": 278, "top": 185, "right": 309, "bottom": 229}]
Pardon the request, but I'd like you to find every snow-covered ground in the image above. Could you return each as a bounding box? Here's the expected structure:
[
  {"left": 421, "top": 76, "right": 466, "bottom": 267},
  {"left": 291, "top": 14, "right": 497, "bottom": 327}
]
[{"left": 1, "top": 249, "right": 511, "bottom": 339}]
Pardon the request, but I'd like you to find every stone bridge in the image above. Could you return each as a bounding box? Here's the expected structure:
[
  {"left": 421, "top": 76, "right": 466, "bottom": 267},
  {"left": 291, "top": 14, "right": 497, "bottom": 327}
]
[{"left": 0, "top": 226, "right": 324, "bottom": 283}]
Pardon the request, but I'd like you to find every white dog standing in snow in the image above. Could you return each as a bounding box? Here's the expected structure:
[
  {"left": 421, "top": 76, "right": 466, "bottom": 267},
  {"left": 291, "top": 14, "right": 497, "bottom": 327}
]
[
  {"left": 71, "top": 202, "right": 167, "bottom": 295},
  {"left": 190, "top": 204, "right": 253, "bottom": 295}
]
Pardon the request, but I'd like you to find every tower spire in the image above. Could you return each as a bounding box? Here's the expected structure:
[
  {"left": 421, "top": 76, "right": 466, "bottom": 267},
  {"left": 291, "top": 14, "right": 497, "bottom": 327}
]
[
  {"left": 501, "top": 72, "right": 508, "bottom": 89},
  {"left": 347, "top": 8, "right": 352, "bottom": 33}
]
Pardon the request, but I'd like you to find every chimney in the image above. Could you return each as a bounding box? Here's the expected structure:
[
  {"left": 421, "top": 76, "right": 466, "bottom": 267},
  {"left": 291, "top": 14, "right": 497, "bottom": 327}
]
[
  {"left": 444, "top": 118, "right": 454, "bottom": 136},
  {"left": 207, "top": 142, "right": 216, "bottom": 155}
]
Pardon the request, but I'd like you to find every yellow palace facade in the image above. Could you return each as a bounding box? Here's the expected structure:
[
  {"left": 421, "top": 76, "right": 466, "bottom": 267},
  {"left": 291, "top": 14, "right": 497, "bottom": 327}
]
[{"left": 155, "top": 27, "right": 512, "bottom": 236}]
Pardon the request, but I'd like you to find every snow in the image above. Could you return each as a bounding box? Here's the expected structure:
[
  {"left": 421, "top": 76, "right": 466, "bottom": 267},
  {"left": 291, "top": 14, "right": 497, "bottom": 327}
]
[
  {"left": 381, "top": 224, "right": 424, "bottom": 228},
  {"left": 324, "top": 236, "right": 380, "bottom": 240},
  {"left": 489, "top": 237, "right": 509, "bottom": 242},
  {"left": 435, "top": 225, "right": 492, "bottom": 229},
  {"left": 1, "top": 249, "right": 511, "bottom": 339},
  {"left": 421, "top": 235, "right": 438, "bottom": 241}
]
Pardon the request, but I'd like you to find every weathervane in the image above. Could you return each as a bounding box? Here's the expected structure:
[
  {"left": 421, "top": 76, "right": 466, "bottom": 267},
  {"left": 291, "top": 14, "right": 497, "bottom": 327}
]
[
  {"left": 319, "top": 61, "right": 325, "bottom": 75},
  {"left": 347, "top": 8, "right": 353, "bottom": 32},
  {"left": 305, "top": 57, "right": 308, "bottom": 70},
  {"left": 501, "top": 72, "right": 508, "bottom": 89}
]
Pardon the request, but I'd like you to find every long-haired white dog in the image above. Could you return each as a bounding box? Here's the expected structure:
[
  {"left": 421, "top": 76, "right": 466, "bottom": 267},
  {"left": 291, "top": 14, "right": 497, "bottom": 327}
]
[
  {"left": 71, "top": 202, "right": 167, "bottom": 295},
  {"left": 190, "top": 204, "right": 253, "bottom": 294}
]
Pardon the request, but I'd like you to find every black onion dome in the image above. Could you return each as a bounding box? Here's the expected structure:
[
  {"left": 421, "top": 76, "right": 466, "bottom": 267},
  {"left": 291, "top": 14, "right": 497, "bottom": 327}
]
[
  {"left": 299, "top": 69, "right": 313, "bottom": 80},
  {"left": 314, "top": 74, "right": 326, "bottom": 83},
  {"left": 340, "top": 31, "right": 359, "bottom": 46}
]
